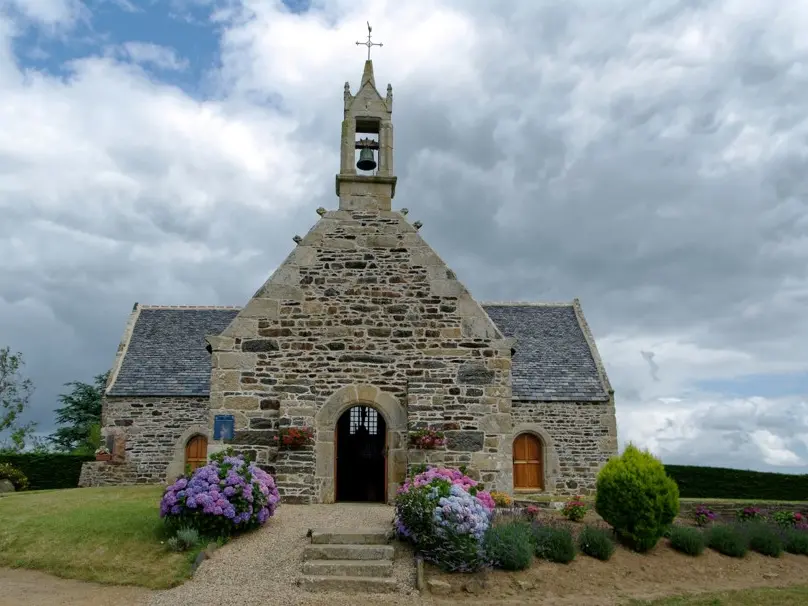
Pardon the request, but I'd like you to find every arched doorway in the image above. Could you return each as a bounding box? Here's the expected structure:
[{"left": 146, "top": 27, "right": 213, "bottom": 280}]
[
  {"left": 185, "top": 435, "right": 208, "bottom": 473},
  {"left": 513, "top": 433, "right": 544, "bottom": 490},
  {"left": 336, "top": 405, "right": 387, "bottom": 503}
]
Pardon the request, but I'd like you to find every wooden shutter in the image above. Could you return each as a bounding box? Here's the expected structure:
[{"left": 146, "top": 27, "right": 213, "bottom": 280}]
[{"left": 513, "top": 433, "right": 543, "bottom": 490}]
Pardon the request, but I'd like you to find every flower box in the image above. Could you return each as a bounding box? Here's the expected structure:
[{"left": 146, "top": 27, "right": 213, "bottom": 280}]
[
  {"left": 274, "top": 427, "right": 314, "bottom": 450},
  {"left": 409, "top": 428, "right": 446, "bottom": 450},
  {"left": 95, "top": 453, "right": 112, "bottom": 462}
]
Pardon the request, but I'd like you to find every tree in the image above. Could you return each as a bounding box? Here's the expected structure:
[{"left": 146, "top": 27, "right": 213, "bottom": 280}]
[
  {"left": 0, "top": 346, "right": 37, "bottom": 452},
  {"left": 49, "top": 370, "right": 110, "bottom": 453}
]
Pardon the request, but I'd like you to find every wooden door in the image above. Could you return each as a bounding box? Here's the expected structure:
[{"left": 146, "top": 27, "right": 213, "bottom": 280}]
[
  {"left": 185, "top": 435, "right": 208, "bottom": 472},
  {"left": 513, "top": 433, "right": 543, "bottom": 490}
]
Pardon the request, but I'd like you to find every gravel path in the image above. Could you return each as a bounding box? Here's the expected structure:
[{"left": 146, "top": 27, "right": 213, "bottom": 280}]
[{"left": 148, "top": 504, "right": 431, "bottom": 606}]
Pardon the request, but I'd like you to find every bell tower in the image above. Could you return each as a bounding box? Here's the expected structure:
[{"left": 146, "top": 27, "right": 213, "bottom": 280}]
[{"left": 336, "top": 23, "right": 396, "bottom": 211}]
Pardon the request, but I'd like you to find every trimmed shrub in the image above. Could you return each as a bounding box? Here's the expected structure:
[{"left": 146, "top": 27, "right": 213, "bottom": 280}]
[
  {"left": 783, "top": 529, "right": 808, "bottom": 555},
  {"left": 159, "top": 452, "right": 280, "bottom": 537},
  {"left": 0, "top": 462, "right": 29, "bottom": 491},
  {"left": 578, "top": 525, "right": 615, "bottom": 561},
  {"left": 0, "top": 454, "right": 93, "bottom": 490},
  {"left": 532, "top": 524, "right": 576, "bottom": 563},
  {"left": 664, "top": 464, "right": 808, "bottom": 501},
  {"left": 595, "top": 444, "right": 680, "bottom": 552},
  {"left": 706, "top": 524, "right": 748, "bottom": 558},
  {"left": 745, "top": 523, "right": 783, "bottom": 557},
  {"left": 483, "top": 521, "right": 534, "bottom": 570},
  {"left": 668, "top": 526, "right": 706, "bottom": 556}
]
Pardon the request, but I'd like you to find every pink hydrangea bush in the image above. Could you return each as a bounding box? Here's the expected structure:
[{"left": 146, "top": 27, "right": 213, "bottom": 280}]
[
  {"left": 395, "top": 466, "right": 494, "bottom": 572},
  {"left": 397, "top": 466, "right": 495, "bottom": 512},
  {"left": 160, "top": 452, "right": 280, "bottom": 537}
]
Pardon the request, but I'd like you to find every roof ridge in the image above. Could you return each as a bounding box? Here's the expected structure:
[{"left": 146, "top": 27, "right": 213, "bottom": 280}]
[
  {"left": 138, "top": 304, "right": 244, "bottom": 310},
  {"left": 481, "top": 301, "right": 574, "bottom": 307}
]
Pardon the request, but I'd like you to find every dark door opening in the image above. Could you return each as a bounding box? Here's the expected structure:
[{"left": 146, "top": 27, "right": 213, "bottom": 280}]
[{"left": 336, "top": 405, "right": 387, "bottom": 503}]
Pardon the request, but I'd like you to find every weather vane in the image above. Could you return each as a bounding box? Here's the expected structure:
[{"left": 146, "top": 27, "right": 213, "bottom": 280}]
[{"left": 356, "top": 21, "right": 382, "bottom": 60}]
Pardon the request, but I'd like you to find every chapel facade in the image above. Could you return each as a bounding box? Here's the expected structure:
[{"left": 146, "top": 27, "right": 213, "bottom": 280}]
[{"left": 79, "top": 59, "right": 618, "bottom": 503}]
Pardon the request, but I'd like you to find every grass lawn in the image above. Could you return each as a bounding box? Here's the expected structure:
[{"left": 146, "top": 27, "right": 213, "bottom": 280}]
[
  {"left": 626, "top": 585, "right": 808, "bottom": 605},
  {"left": 0, "top": 485, "right": 202, "bottom": 589}
]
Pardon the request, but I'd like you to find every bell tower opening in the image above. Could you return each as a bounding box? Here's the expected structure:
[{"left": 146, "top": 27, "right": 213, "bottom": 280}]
[{"left": 355, "top": 118, "right": 380, "bottom": 175}]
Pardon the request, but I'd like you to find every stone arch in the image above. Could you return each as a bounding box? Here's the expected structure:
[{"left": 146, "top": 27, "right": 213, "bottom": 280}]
[
  {"left": 511, "top": 423, "right": 559, "bottom": 494},
  {"left": 315, "top": 384, "right": 407, "bottom": 504},
  {"left": 165, "top": 424, "right": 209, "bottom": 482}
]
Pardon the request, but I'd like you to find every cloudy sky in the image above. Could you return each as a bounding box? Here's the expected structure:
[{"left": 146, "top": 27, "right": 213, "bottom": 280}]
[{"left": 1, "top": 0, "right": 806, "bottom": 473}]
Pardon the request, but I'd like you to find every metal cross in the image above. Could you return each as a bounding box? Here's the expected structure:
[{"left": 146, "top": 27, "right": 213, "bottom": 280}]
[{"left": 356, "top": 21, "right": 382, "bottom": 60}]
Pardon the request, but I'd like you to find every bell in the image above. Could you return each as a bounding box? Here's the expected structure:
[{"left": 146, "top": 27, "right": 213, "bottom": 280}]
[{"left": 356, "top": 148, "right": 377, "bottom": 171}]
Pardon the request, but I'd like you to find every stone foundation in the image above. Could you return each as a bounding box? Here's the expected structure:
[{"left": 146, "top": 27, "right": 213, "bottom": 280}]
[{"left": 78, "top": 461, "right": 139, "bottom": 487}]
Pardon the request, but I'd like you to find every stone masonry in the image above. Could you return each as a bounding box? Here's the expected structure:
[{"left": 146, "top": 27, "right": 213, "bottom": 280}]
[
  {"left": 512, "top": 401, "right": 618, "bottom": 496},
  {"left": 101, "top": 396, "right": 209, "bottom": 483},
  {"left": 206, "top": 206, "right": 516, "bottom": 503}
]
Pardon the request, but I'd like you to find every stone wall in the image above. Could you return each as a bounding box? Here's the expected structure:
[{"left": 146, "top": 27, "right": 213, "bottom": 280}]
[
  {"left": 102, "top": 395, "right": 209, "bottom": 483},
  {"left": 512, "top": 399, "right": 618, "bottom": 496},
  {"left": 678, "top": 500, "right": 808, "bottom": 521},
  {"left": 78, "top": 461, "right": 139, "bottom": 487},
  {"left": 207, "top": 208, "right": 515, "bottom": 503}
]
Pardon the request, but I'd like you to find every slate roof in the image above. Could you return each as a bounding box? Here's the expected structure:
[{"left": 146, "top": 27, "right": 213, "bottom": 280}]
[
  {"left": 107, "top": 307, "right": 240, "bottom": 396},
  {"left": 106, "top": 303, "right": 610, "bottom": 402},
  {"left": 482, "top": 303, "right": 610, "bottom": 402}
]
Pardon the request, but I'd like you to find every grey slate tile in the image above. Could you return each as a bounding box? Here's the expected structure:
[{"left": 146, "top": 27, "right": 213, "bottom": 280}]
[
  {"left": 482, "top": 304, "right": 609, "bottom": 402},
  {"left": 107, "top": 308, "right": 239, "bottom": 396}
]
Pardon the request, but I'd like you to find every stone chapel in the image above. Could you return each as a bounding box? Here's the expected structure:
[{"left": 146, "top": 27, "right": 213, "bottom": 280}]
[{"left": 79, "top": 58, "right": 618, "bottom": 503}]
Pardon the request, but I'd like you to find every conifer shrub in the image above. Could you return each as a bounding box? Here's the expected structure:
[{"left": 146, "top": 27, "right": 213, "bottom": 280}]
[
  {"left": 668, "top": 526, "right": 706, "bottom": 556},
  {"left": 783, "top": 528, "right": 808, "bottom": 555},
  {"left": 578, "top": 525, "right": 615, "bottom": 561},
  {"left": 745, "top": 523, "right": 783, "bottom": 557},
  {"left": 483, "top": 521, "right": 534, "bottom": 570},
  {"left": 532, "top": 524, "right": 576, "bottom": 563},
  {"left": 706, "top": 524, "right": 748, "bottom": 558},
  {"left": 595, "top": 444, "right": 680, "bottom": 552}
]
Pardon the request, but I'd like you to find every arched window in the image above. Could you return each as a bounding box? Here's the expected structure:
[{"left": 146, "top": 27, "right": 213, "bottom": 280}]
[
  {"left": 513, "top": 433, "right": 544, "bottom": 490},
  {"left": 185, "top": 435, "right": 208, "bottom": 472}
]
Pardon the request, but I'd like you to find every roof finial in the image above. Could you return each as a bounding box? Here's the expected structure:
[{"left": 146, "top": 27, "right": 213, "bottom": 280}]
[{"left": 356, "top": 21, "right": 382, "bottom": 61}]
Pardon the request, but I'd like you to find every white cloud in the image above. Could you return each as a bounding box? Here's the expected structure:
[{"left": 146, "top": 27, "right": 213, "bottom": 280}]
[{"left": 116, "top": 42, "right": 190, "bottom": 71}]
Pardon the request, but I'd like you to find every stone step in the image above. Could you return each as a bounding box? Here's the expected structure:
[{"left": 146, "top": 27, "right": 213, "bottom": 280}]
[
  {"left": 302, "top": 559, "right": 393, "bottom": 578},
  {"left": 303, "top": 544, "right": 394, "bottom": 561},
  {"left": 296, "top": 575, "right": 399, "bottom": 593},
  {"left": 310, "top": 529, "right": 391, "bottom": 545}
]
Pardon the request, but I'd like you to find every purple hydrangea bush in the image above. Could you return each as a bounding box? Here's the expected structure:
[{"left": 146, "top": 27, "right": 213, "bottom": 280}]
[
  {"left": 160, "top": 452, "right": 280, "bottom": 537},
  {"left": 395, "top": 466, "right": 493, "bottom": 572}
]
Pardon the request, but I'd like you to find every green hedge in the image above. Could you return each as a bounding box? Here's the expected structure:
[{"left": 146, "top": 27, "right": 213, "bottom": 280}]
[
  {"left": 664, "top": 465, "right": 808, "bottom": 501},
  {"left": 0, "top": 454, "right": 95, "bottom": 490}
]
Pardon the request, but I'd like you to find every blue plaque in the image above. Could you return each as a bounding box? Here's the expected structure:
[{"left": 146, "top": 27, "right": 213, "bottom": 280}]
[{"left": 214, "top": 415, "right": 235, "bottom": 440}]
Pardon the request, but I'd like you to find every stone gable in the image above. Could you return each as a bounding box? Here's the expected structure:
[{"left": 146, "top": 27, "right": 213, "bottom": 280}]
[{"left": 207, "top": 208, "right": 515, "bottom": 503}]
